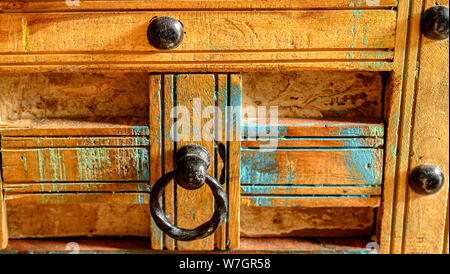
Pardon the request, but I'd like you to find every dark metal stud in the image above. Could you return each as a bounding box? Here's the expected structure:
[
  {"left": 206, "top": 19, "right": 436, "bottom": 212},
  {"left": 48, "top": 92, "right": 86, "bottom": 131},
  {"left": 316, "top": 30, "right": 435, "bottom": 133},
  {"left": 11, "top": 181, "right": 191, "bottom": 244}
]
[
  {"left": 147, "top": 16, "right": 184, "bottom": 50},
  {"left": 409, "top": 164, "right": 445, "bottom": 195},
  {"left": 421, "top": 5, "right": 449, "bottom": 40}
]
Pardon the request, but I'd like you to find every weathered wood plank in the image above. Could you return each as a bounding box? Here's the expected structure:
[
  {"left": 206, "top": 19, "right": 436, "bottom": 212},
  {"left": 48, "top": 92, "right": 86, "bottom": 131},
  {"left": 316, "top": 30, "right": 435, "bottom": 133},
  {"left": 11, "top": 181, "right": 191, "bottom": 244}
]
[
  {"left": 0, "top": 61, "right": 394, "bottom": 73},
  {"left": 242, "top": 138, "right": 383, "bottom": 149},
  {"left": 5, "top": 193, "right": 149, "bottom": 205},
  {"left": 377, "top": 0, "right": 411, "bottom": 254},
  {"left": 3, "top": 182, "right": 151, "bottom": 193},
  {"left": 401, "top": 0, "right": 449, "bottom": 254},
  {"left": 149, "top": 74, "right": 164, "bottom": 250},
  {"left": 241, "top": 196, "right": 381, "bottom": 207},
  {"left": 0, "top": 0, "right": 399, "bottom": 12},
  {"left": 243, "top": 71, "right": 385, "bottom": 119},
  {"left": 1, "top": 137, "right": 149, "bottom": 148},
  {"left": 214, "top": 74, "right": 228, "bottom": 250},
  {"left": 241, "top": 206, "right": 375, "bottom": 238},
  {"left": 2, "top": 147, "right": 150, "bottom": 183},
  {"left": 0, "top": 10, "right": 396, "bottom": 72},
  {"left": 1, "top": 120, "right": 149, "bottom": 137},
  {"left": 163, "top": 74, "right": 176, "bottom": 251},
  {"left": 242, "top": 118, "right": 384, "bottom": 138},
  {"left": 174, "top": 74, "right": 216, "bottom": 251},
  {"left": 241, "top": 148, "right": 383, "bottom": 186},
  {"left": 0, "top": 172, "right": 8, "bottom": 249},
  {"left": 227, "top": 74, "right": 241, "bottom": 250},
  {"left": 0, "top": 11, "right": 397, "bottom": 52},
  {"left": 241, "top": 185, "right": 381, "bottom": 196}
]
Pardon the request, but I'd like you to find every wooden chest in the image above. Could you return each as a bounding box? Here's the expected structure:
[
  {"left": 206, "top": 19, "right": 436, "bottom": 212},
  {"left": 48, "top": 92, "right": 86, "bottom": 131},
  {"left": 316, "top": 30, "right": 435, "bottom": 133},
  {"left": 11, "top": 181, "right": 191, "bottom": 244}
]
[{"left": 0, "top": 0, "right": 448, "bottom": 254}]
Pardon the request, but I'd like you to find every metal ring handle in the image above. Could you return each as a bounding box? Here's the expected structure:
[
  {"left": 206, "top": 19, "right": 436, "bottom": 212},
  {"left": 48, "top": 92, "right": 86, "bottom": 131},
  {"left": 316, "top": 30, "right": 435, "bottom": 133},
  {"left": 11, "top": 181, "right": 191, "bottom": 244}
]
[{"left": 150, "top": 171, "right": 228, "bottom": 241}]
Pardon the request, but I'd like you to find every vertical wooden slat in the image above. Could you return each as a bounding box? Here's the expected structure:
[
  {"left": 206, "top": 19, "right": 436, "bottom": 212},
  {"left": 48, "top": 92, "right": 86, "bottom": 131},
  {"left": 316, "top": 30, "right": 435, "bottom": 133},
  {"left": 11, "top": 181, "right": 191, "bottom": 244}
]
[
  {"left": 401, "top": 0, "right": 449, "bottom": 254},
  {"left": 175, "top": 74, "right": 215, "bottom": 251},
  {"left": 214, "top": 74, "right": 228, "bottom": 250},
  {"left": 163, "top": 75, "right": 176, "bottom": 250},
  {"left": 378, "top": 0, "right": 411, "bottom": 254},
  {"left": 0, "top": 169, "right": 8, "bottom": 249},
  {"left": 227, "top": 74, "right": 242, "bottom": 249},
  {"left": 444, "top": 201, "right": 449, "bottom": 254},
  {"left": 149, "top": 74, "right": 164, "bottom": 250},
  {"left": 385, "top": 0, "right": 424, "bottom": 254}
]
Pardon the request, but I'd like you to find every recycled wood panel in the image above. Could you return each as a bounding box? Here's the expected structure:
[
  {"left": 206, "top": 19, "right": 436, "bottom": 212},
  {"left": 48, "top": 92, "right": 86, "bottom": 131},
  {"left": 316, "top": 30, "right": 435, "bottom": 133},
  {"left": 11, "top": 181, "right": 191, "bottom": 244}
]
[
  {"left": 379, "top": 0, "right": 449, "bottom": 254},
  {"left": 5, "top": 193, "right": 151, "bottom": 239},
  {"left": 242, "top": 118, "right": 384, "bottom": 138},
  {"left": 1, "top": 147, "right": 150, "bottom": 183},
  {"left": 149, "top": 73, "right": 241, "bottom": 251},
  {"left": 241, "top": 148, "right": 383, "bottom": 186},
  {"left": 0, "top": 0, "right": 399, "bottom": 12},
  {"left": 0, "top": 10, "right": 396, "bottom": 72}
]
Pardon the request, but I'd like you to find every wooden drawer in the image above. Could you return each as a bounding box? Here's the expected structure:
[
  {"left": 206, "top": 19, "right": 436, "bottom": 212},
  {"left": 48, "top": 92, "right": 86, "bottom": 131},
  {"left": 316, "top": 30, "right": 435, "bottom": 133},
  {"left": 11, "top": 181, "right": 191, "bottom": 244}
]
[
  {"left": 0, "top": 7, "right": 397, "bottom": 72},
  {"left": 4, "top": 193, "right": 150, "bottom": 238},
  {"left": 1, "top": 121, "right": 150, "bottom": 184},
  {"left": 241, "top": 118, "right": 384, "bottom": 208}
]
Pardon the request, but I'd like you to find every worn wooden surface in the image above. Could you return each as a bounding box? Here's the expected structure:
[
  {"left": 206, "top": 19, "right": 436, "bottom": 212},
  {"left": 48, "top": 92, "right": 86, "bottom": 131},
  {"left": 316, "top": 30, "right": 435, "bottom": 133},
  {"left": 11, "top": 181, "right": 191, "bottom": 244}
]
[
  {"left": 379, "top": 0, "right": 449, "bottom": 254},
  {"left": 0, "top": 10, "right": 396, "bottom": 72},
  {"left": 0, "top": 0, "right": 399, "bottom": 12},
  {"left": 149, "top": 74, "right": 241, "bottom": 250},
  {"left": 241, "top": 149, "right": 383, "bottom": 186},
  {"left": 5, "top": 193, "right": 150, "bottom": 239},
  {"left": 242, "top": 118, "right": 384, "bottom": 138},
  {"left": 0, "top": 73, "right": 148, "bottom": 122},
  {"left": 0, "top": 173, "right": 8, "bottom": 249},
  {"left": 241, "top": 206, "right": 375, "bottom": 237},
  {"left": 243, "top": 71, "right": 384, "bottom": 119}
]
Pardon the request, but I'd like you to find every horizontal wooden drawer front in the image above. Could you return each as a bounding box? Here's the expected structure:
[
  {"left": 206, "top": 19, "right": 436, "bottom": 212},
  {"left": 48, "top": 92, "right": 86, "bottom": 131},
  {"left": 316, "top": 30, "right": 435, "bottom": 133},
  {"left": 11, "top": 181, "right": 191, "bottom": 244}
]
[
  {"left": 1, "top": 123, "right": 150, "bottom": 184},
  {"left": 0, "top": 1, "right": 399, "bottom": 12},
  {"left": 241, "top": 148, "right": 383, "bottom": 186},
  {"left": 1, "top": 147, "right": 150, "bottom": 183},
  {"left": 240, "top": 118, "right": 384, "bottom": 208},
  {"left": 0, "top": 10, "right": 396, "bottom": 71}
]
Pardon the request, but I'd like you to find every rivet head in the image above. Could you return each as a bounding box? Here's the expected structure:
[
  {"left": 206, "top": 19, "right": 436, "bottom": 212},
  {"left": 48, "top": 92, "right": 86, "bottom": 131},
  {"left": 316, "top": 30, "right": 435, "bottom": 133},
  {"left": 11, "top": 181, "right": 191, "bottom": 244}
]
[
  {"left": 409, "top": 164, "right": 445, "bottom": 195},
  {"left": 421, "top": 5, "right": 449, "bottom": 40},
  {"left": 147, "top": 16, "right": 184, "bottom": 50}
]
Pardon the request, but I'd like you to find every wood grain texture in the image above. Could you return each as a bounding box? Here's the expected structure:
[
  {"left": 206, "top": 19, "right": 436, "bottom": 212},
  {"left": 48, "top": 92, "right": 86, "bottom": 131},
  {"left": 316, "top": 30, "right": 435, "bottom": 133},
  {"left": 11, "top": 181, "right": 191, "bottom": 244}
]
[
  {"left": 5, "top": 193, "right": 151, "bottom": 239},
  {"left": 379, "top": 0, "right": 449, "bottom": 254},
  {"left": 2, "top": 147, "right": 150, "bottom": 183},
  {"left": 0, "top": 73, "right": 149, "bottom": 122},
  {"left": 241, "top": 185, "right": 381, "bottom": 196},
  {"left": 174, "top": 74, "right": 215, "bottom": 251},
  {"left": 243, "top": 71, "right": 384, "bottom": 119},
  {"left": 241, "top": 148, "right": 383, "bottom": 186},
  {"left": 242, "top": 118, "right": 384, "bottom": 138},
  {"left": 227, "top": 74, "right": 241, "bottom": 249},
  {"left": 214, "top": 74, "right": 228, "bottom": 250},
  {"left": 3, "top": 182, "right": 150, "bottom": 193},
  {"left": 241, "top": 206, "right": 375, "bottom": 238},
  {"left": 401, "top": 0, "right": 449, "bottom": 253},
  {"left": 241, "top": 196, "right": 380, "bottom": 207},
  {"left": 374, "top": 0, "right": 410, "bottom": 254},
  {"left": 0, "top": 119, "right": 150, "bottom": 137},
  {"left": 242, "top": 138, "right": 383, "bottom": 149},
  {"left": 149, "top": 74, "right": 164, "bottom": 250},
  {"left": 0, "top": 0, "right": 399, "bottom": 12},
  {"left": 0, "top": 171, "right": 8, "bottom": 249},
  {"left": 0, "top": 10, "right": 396, "bottom": 72}
]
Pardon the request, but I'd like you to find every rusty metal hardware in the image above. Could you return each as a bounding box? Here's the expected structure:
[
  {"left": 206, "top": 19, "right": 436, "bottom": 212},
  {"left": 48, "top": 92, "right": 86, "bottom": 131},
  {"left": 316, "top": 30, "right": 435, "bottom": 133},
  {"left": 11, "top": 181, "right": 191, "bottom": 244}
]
[
  {"left": 150, "top": 144, "right": 228, "bottom": 241},
  {"left": 147, "top": 16, "right": 184, "bottom": 50},
  {"left": 421, "top": 5, "right": 449, "bottom": 40},
  {"left": 409, "top": 164, "right": 445, "bottom": 195}
]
